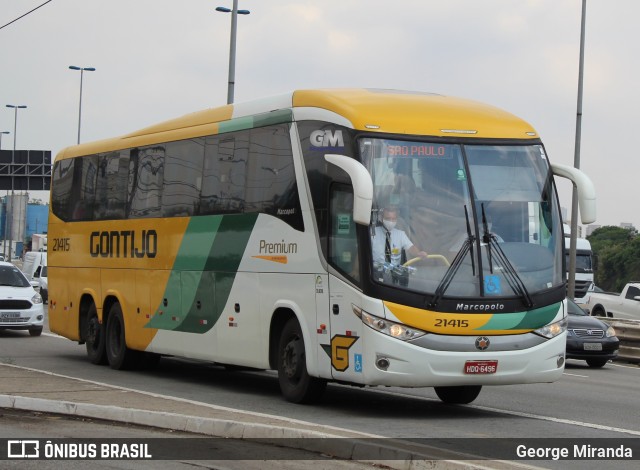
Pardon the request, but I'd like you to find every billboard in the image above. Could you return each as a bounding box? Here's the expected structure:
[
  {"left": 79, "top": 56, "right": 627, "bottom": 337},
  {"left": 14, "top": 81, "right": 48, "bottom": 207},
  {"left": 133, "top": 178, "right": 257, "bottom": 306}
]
[{"left": 0, "top": 149, "right": 52, "bottom": 190}]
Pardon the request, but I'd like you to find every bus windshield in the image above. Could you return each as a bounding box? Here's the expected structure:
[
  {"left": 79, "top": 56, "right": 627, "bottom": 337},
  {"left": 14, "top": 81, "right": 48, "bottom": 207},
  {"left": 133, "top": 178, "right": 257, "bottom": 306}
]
[{"left": 363, "top": 138, "right": 563, "bottom": 300}]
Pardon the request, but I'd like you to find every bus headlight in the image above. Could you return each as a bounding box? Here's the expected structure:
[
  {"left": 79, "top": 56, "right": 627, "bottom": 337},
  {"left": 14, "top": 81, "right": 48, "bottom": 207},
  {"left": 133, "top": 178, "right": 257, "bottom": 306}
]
[
  {"left": 352, "top": 305, "right": 426, "bottom": 341},
  {"left": 533, "top": 317, "right": 568, "bottom": 339}
]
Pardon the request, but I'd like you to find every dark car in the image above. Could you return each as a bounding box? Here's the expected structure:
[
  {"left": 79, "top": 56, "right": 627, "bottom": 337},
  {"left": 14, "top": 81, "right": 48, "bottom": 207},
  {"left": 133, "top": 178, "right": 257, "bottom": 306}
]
[{"left": 566, "top": 298, "right": 619, "bottom": 367}]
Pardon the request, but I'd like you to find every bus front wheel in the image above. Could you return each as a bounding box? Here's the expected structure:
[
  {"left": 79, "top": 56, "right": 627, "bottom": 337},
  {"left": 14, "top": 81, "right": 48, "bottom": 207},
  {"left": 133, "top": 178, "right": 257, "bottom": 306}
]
[
  {"left": 277, "top": 318, "right": 326, "bottom": 404},
  {"left": 434, "top": 385, "right": 482, "bottom": 405},
  {"left": 105, "top": 303, "right": 138, "bottom": 370},
  {"left": 86, "top": 304, "right": 107, "bottom": 365}
]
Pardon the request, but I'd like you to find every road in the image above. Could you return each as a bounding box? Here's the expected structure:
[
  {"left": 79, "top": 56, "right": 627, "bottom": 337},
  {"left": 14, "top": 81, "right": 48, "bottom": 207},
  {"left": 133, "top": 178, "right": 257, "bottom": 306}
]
[
  {"left": 2, "top": 308, "right": 640, "bottom": 468},
  {"left": 0, "top": 408, "right": 367, "bottom": 470}
]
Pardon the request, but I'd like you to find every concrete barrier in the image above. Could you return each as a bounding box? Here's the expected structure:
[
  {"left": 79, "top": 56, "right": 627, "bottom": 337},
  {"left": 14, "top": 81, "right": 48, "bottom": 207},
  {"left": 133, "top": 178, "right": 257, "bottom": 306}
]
[{"left": 601, "top": 318, "right": 640, "bottom": 364}]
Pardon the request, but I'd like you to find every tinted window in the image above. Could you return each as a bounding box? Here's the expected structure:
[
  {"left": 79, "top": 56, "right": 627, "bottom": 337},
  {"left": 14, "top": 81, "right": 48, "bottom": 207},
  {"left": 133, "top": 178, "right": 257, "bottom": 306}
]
[
  {"left": 128, "top": 146, "right": 164, "bottom": 218},
  {"left": 329, "top": 187, "right": 360, "bottom": 284},
  {"left": 51, "top": 159, "right": 75, "bottom": 221},
  {"left": 200, "top": 135, "right": 247, "bottom": 214},
  {"left": 51, "top": 123, "right": 303, "bottom": 230},
  {"left": 299, "top": 121, "right": 356, "bottom": 258},
  {"left": 200, "top": 124, "right": 303, "bottom": 230},
  {"left": 246, "top": 125, "right": 303, "bottom": 230},
  {"left": 94, "top": 151, "right": 129, "bottom": 220},
  {"left": 163, "top": 139, "right": 205, "bottom": 217}
]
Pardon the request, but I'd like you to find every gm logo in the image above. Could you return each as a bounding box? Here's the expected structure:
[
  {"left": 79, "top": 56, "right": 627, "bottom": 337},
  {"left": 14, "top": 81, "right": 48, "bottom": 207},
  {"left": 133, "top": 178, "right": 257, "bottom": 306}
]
[{"left": 310, "top": 130, "right": 344, "bottom": 149}]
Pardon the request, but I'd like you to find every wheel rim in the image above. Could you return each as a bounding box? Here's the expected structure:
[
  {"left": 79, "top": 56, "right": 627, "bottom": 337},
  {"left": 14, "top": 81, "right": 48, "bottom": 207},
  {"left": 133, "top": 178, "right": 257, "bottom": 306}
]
[{"left": 282, "top": 335, "right": 302, "bottom": 381}]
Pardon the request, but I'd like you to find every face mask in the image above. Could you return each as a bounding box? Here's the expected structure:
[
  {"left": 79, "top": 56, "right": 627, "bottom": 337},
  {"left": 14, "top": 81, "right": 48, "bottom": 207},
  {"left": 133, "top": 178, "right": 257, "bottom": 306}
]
[{"left": 383, "top": 219, "right": 396, "bottom": 231}]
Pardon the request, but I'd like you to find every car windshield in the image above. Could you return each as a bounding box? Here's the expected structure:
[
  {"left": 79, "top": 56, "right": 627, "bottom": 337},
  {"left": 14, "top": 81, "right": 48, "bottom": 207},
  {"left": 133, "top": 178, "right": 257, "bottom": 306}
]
[
  {"left": 0, "top": 265, "right": 31, "bottom": 288},
  {"left": 567, "top": 299, "right": 588, "bottom": 316},
  {"left": 363, "top": 138, "right": 563, "bottom": 300}
]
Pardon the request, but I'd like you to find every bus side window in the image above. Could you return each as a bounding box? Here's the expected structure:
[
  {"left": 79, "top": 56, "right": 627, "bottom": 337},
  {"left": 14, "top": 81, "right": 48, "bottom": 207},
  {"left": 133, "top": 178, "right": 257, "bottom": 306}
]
[
  {"left": 329, "top": 187, "right": 360, "bottom": 284},
  {"left": 95, "top": 151, "right": 129, "bottom": 220}
]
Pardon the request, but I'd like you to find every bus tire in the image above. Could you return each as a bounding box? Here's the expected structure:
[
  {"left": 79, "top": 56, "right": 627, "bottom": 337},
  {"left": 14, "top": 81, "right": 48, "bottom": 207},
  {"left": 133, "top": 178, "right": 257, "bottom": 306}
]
[
  {"left": 105, "top": 303, "right": 138, "bottom": 370},
  {"left": 85, "top": 304, "right": 107, "bottom": 365},
  {"left": 434, "top": 385, "right": 482, "bottom": 405},
  {"left": 277, "top": 317, "right": 326, "bottom": 404}
]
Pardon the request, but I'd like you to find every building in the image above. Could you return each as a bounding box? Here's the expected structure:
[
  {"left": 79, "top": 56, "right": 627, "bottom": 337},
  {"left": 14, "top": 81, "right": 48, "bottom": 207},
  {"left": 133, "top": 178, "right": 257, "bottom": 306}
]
[{"left": 0, "top": 193, "right": 49, "bottom": 257}]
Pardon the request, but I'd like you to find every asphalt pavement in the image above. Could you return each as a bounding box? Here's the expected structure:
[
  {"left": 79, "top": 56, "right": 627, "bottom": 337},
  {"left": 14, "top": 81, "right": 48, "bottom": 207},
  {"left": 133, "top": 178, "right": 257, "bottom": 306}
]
[{"left": 0, "top": 363, "right": 520, "bottom": 469}]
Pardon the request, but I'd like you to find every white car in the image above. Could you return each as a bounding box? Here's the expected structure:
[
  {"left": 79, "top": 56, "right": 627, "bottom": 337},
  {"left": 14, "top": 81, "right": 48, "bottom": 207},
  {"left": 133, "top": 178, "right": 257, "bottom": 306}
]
[
  {"left": 0, "top": 261, "right": 45, "bottom": 336},
  {"left": 39, "top": 265, "right": 48, "bottom": 303}
]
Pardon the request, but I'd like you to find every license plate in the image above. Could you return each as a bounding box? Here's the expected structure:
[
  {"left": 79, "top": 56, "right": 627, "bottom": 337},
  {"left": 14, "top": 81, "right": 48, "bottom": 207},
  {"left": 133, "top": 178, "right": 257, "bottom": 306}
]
[
  {"left": 464, "top": 360, "right": 498, "bottom": 374},
  {"left": 583, "top": 343, "right": 603, "bottom": 351},
  {"left": 0, "top": 312, "right": 20, "bottom": 319}
]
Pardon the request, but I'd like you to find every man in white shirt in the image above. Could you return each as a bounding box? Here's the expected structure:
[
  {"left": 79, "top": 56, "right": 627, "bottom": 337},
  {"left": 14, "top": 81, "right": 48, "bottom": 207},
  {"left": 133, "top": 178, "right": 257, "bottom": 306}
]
[{"left": 371, "top": 207, "right": 428, "bottom": 266}]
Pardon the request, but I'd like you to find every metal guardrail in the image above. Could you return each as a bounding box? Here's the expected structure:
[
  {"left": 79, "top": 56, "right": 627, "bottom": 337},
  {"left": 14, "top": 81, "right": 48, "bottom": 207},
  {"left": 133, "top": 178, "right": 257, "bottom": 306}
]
[{"left": 601, "top": 318, "right": 640, "bottom": 364}]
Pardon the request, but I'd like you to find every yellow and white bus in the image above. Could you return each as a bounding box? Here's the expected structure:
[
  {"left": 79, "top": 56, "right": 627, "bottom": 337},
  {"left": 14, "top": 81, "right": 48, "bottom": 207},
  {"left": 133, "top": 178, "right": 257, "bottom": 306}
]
[{"left": 49, "top": 89, "right": 596, "bottom": 404}]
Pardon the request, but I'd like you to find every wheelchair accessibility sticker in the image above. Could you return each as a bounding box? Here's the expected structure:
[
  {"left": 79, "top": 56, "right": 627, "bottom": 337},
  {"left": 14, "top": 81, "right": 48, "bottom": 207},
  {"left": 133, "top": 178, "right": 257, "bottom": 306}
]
[
  {"left": 354, "top": 354, "right": 362, "bottom": 373},
  {"left": 484, "top": 275, "right": 502, "bottom": 295}
]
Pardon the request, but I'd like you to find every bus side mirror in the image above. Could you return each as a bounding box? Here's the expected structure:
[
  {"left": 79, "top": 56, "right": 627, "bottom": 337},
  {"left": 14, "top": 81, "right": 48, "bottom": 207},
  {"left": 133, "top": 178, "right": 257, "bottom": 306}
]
[
  {"left": 325, "top": 154, "right": 373, "bottom": 225},
  {"left": 550, "top": 163, "right": 597, "bottom": 224}
]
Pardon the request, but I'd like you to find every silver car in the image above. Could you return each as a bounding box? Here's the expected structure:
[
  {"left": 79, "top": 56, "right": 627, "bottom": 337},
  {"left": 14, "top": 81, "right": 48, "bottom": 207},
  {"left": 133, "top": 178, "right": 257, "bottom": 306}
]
[{"left": 0, "top": 262, "right": 45, "bottom": 336}]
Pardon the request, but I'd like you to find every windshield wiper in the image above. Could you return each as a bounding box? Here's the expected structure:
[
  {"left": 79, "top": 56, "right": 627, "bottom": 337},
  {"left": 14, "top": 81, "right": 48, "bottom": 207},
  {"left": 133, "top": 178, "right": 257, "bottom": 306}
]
[
  {"left": 481, "top": 204, "right": 533, "bottom": 308},
  {"left": 430, "top": 206, "right": 475, "bottom": 308}
]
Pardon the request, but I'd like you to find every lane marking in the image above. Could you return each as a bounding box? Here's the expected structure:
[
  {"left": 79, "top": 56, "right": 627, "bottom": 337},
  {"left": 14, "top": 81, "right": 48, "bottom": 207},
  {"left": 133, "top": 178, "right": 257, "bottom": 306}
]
[
  {"left": 0, "top": 362, "right": 381, "bottom": 438},
  {"left": 563, "top": 372, "right": 590, "bottom": 378},
  {"left": 369, "top": 389, "right": 640, "bottom": 436}
]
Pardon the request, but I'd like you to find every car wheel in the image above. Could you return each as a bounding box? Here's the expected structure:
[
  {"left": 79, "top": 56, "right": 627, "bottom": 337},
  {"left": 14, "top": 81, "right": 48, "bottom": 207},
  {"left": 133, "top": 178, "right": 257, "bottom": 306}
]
[
  {"left": 105, "top": 303, "right": 138, "bottom": 370},
  {"left": 28, "top": 327, "right": 43, "bottom": 337},
  {"left": 586, "top": 358, "right": 609, "bottom": 368},
  {"left": 434, "top": 385, "right": 482, "bottom": 404},
  {"left": 277, "top": 317, "right": 326, "bottom": 403},
  {"left": 85, "top": 304, "right": 107, "bottom": 365},
  {"left": 592, "top": 306, "right": 606, "bottom": 317}
]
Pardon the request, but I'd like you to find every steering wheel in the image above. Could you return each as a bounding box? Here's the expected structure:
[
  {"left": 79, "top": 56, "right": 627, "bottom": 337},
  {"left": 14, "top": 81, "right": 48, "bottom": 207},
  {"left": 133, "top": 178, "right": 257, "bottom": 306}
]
[{"left": 403, "top": 254, "right": 451, "bottom": 267}]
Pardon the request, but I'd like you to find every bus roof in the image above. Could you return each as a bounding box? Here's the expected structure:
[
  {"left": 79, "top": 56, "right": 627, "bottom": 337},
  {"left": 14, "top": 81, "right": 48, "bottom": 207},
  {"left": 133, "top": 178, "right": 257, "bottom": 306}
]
[{"left": 56, "top": 88, "right": 539, "bottom": 160}]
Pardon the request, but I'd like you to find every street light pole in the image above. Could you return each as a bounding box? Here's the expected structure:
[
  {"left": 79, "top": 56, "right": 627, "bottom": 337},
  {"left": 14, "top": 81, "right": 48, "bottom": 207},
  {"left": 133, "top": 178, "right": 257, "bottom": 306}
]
[
  {"left": 5, "top": 104, "right": 27, "bottom": 260},
  {"left": 216, "top": 0, "right": 250, "bottom": 104},
  {"left": 568, "top": 0, "right": 587, "bottom": 299},
  {"left": 69, "top": 65, "right": 96, "bottom": 144},
  {"left": 0, "top": 131, "right": 8, "bottom": 256}
]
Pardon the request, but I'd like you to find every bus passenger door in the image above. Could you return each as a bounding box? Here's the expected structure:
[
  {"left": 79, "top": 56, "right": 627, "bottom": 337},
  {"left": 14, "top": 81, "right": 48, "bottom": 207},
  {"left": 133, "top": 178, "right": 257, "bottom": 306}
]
[
  {"left": 326, "top": 187, "right": 365, "bottom": 384},
  {"left": 328, "top": 276, "right": 365, "bottom": 383},
  {"left": 314, "top": 273, "right": 332, "bottom": 380}
]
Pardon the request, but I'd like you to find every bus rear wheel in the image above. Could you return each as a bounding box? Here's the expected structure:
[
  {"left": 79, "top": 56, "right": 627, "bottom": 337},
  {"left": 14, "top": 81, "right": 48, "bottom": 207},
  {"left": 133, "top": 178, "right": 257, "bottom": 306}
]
[
  {"left": 105, "top": 303, "right": 138, "bottom": 370},
  {"left": 277, "top": 318, "right": 326, "bottom": 404},
  {"left": 434, "top": 385, "right": 482, "bottom": 404},
  {"left": 85, "top": 304, "right": 107, "bottom": 365}
]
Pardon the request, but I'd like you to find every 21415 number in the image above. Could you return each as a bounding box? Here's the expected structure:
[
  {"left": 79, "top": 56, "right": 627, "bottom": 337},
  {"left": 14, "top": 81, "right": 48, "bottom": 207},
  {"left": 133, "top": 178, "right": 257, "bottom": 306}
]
[
  {"left": 434, "top": 318, "right": 469, "bottom": 328},
  {"left": 52, "top": 238, "right": 70, "bottom": 252}
]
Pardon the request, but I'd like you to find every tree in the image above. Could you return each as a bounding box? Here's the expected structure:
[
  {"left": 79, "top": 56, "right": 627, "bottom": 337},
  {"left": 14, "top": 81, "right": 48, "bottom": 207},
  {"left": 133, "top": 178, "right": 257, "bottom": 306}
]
[{"left": 588, "top": 226, "right": 640, "bottom": 292}]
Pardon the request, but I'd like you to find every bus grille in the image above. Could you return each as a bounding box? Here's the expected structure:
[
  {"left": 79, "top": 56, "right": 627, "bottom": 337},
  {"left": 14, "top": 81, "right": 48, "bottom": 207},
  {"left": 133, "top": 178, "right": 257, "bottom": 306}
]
[
  {"left": 0, "top": 300, "right": 32, "bottom": 310},
  {"left": 574, "top": 280, "right": 591, "bottom": 297}
]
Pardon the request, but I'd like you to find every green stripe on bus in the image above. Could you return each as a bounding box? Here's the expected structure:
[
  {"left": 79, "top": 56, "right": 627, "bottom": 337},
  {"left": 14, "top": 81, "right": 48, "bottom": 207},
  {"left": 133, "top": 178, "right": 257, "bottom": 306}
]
[
  {"left": 145, "top": 213, "right": 258, "bottom": 333},
  {"left": 476, "top": 302, "right": 561, "bottom": 331},
  {"left": 218, "top": 109, "right": 293, "bottom": 134}
]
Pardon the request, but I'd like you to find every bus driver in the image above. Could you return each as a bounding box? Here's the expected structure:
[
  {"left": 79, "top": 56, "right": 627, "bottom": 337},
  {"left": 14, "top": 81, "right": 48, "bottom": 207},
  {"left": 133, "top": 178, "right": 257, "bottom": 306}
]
[{"left": 371, "top": 207, "right": 428, "bottom": 267}]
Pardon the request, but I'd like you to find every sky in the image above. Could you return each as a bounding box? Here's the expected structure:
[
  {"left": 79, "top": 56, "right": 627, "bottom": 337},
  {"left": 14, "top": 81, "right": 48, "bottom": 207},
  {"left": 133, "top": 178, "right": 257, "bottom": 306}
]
[{"left": 1, "top": 0, "right": 637, "bottom": 231}]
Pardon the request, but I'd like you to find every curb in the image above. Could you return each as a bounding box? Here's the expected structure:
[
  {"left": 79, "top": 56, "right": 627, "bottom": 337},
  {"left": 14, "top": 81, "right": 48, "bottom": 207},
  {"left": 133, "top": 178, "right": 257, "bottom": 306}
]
[{"left": 0, "top": 394, "right": 518, "bottom": 470}]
